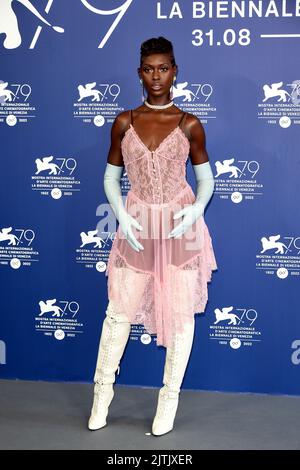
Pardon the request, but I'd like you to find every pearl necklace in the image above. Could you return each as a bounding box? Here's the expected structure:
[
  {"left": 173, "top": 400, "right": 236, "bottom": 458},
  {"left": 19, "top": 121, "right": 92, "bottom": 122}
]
[{"left": 144, "top": 99, "right": 174, "bottom": 110}]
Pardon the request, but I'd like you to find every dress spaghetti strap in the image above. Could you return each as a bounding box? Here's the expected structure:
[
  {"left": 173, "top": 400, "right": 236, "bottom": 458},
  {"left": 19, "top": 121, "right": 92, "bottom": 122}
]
[{"left": 178, "top": 111, "right": 186, "bottom": 128}]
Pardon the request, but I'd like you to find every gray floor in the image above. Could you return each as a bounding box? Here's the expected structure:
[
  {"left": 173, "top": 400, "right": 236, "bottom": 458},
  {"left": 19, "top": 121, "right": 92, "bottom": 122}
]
[{"left": 0, "top": 378, "right": 300, "bottom": 450}]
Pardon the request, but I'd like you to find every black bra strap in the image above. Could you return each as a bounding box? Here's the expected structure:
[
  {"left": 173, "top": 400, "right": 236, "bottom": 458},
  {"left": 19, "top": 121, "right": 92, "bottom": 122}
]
[
  {"left": 178, "top": 111, "right": 186, "bottom": 128},
  {"left": 130, "top": 109, "right": 133, "bottom": 125}
]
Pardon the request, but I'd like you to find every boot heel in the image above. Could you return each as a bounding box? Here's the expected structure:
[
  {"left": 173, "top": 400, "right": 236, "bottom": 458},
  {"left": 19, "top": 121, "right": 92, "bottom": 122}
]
[
  {"left": 88, "top": 383, "right": 114, "bottom": 430},
  {"left": 152, "top": 387, "right": 179, "bottom": 436}
]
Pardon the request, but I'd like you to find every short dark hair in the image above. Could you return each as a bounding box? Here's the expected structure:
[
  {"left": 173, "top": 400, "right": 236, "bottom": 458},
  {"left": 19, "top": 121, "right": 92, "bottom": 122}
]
[{"left": 140, "top": 36, "right": 176, "bottom": 67}]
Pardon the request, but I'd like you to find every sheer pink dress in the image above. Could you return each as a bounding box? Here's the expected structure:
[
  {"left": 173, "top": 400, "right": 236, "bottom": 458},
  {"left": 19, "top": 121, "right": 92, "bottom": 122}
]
[{"left": 105, "top": 110, "right": 218, "bottom": 348}]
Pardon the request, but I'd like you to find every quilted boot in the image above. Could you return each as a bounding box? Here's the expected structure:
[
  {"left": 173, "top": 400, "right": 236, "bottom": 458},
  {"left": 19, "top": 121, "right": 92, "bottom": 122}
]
[
  {"left": 152, "top": 319, "right": 195, "bottom": 436},
  {"left": 88, "top": 301, "right": 131, "bottom": 430}
]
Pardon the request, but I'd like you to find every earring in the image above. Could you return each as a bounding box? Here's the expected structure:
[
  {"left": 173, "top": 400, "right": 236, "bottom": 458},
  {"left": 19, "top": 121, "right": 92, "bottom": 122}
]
[
  {"left": 140, "top": 78, "right": 145, "bottom": 102},
  {"left": 170, "top": 75, "right": 176, "bottom": 100}
]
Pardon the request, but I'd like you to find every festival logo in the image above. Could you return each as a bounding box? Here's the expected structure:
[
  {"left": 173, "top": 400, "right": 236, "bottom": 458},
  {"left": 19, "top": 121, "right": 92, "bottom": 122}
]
[
  {"left": 0, "top": 79, "right": 37, "bottom": 126},
  {"left": 256, "top": 233, "right": 300, "bottom": 278},
  {"left": 258, "top": 80, "right": 300, "bottom": 127},
  {"left": 213, "top": 157, "right": 263, "bottom": 203},
  {"left": 31, "top": 154, "right": 80, "bottom": 199},
  {"left": 209, "top": 305, "right": 262, "bottom": 349},
  {"left": 0, "top": 226, "right": 39, "bottom": 269},
  {"left": 0, "top": 0, "right": 133, "bottom": 50},
  {"left": 0, "top": 0, "right": 64, "bottom": 49},
  {"left": 76, "top": 221, "right": 114, "bottom": 272},
  {"left": 35, "top": 298, "right": 83, "bottom": 340},
  {"left": 73, "top": 80, "right": 125, "bottom": 126},
  {"left": 171, "top": 79, "right": 216, "bottom": 124}
]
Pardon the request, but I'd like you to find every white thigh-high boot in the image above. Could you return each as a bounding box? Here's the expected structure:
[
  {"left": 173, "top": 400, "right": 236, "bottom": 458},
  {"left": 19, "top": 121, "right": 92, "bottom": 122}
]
[
  {"left": 88, "top": 300, "right": 131, "bottom": 431},
  {"left": 152, "top": 319, "right": 195, "bottom": 436}
]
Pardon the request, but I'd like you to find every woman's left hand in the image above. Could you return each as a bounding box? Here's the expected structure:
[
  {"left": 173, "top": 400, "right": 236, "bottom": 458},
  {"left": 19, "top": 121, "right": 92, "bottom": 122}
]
[{"left": 167, "top": 202, "right": 205, "bottom": 239}]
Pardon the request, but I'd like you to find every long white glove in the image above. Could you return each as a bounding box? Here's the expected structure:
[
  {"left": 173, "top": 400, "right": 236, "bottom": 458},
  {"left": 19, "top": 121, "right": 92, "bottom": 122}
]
[
  {"left": 103, "top": 163, "right": 144, "bottom": 252},
  {"left": 168, "top": 161, "right": 215, "bottom": 239}
]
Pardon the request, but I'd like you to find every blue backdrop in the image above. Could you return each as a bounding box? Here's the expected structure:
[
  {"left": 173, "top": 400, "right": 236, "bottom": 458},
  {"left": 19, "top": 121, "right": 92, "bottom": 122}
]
[{"left": 0, "top": 0, "right": 299, "bottom": 396}]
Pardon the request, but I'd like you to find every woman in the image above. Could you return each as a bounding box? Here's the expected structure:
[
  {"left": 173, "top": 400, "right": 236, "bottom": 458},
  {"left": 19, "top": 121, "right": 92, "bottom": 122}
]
[{"left": 88, "top": 37, "right": 218, "bottom": 436}]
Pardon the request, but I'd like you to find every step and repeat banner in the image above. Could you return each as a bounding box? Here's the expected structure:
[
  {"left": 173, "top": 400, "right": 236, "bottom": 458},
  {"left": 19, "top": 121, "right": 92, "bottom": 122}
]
[{"left": 0, "top": 1, "right": 299, "bottom": 396}]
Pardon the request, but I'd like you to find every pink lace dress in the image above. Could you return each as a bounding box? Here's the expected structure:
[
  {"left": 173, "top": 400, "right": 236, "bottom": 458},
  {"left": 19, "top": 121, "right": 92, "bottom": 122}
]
[{"left": 105, "top": 111, "right": 218, "bottom": 348}]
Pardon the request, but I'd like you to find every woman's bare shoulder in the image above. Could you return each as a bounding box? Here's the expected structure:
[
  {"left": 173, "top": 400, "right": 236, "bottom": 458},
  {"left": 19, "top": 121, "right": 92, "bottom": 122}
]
[
  {"left": 185, "top": 112, "right": 202, "bottom": 126},
  {"left": 183, "top": 112, "right": 205, "bottom": 138},
  {"left": 113, "top": 110, "right": 130, "bottom": 130}
]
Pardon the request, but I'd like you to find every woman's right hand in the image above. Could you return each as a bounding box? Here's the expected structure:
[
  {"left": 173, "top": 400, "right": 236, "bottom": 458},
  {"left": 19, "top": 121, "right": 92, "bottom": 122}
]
[{"left": 118, "top": 211, "right": 144, "bottom": 252}]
